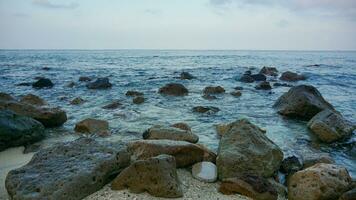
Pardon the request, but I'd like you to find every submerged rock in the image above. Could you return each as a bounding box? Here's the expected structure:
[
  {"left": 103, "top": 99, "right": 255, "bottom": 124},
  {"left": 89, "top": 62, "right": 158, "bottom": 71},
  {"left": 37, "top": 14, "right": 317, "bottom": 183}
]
[
  {"left": 143, "top": 125, "right": 199, "bottom": 143},
  {"left": 288, "top": 163, "right": 352, "bottom": 200},
  {"left": 219, "top": 174, "right": 278, "bottom": 200},
  {"left": 307, "top": 109, "right": 355, "bottom": 143},
  {"left": 32, "top": 78, "right": 54, "bottom": 89},
  {"left": 255, "top": 81, "right": 272, "bottom": 90},
  {"left": 125, "top": 90, "right": 144, "bottom": 97},
  {"left": 192, "top": 106, "right": 220, "bottom": 114},
  {"left": 230, "top": 91, "right": 242, "bottom": 97},
  {"left": 102, "top": 100, "right": 122, "bottom": 110},
  {"left": 251, "top": 74, "right": 267, "bottom": 81},
  {"left": 66, "top": 81, "right": 76, "bottom": 88},
  {"left": 86, "top": 78, "right": 112, "bottom": 89},
  {"left": 180, "top": 72, "right": 196, "bottom": 80},
  {"left": 203, "top": 86, "right": 225, "bottom": 95},
  {"left": 74, "top": 118, "right": 109, "bottom": 135},
  {"left": 192, "top": 161, "right": 217, "bottom": 183},
  {"left": 16, "top": 82, "right": 32, "bottom": 87},
  {"left": 217, "top": 119, "right": 283, "bottom": 179},
  {"left": 260, "top": 66, "right": 278, "bottom": 76},
  {"left": 5, "top": 138, "right": 131, "bottom": 200},
  {"left": 128, "top": 139, "right": 216, "bottom": 167},
  {"left": 0, "top": 110, "right": 45, "bottom": 152},
  {"left": 133, "top": 96, "right": 145, "bottom": 104},
  {"left": 273, "top": 85, "right": 334, "bottom": 120},
  {"left": 79, "top": 76, "right": 92, "bottom": 82},
  {"left": 239, "top": 74, "right": 255, "bottom": 83},
  {"left": 19, "top": 94, "right": 47, "bottom": 106},
  {"left": 70, "top": 97, "right": 86, "bottom": 105},
  {"left": 159, "top": 83, "right": 188, "bottom": 96},
  {"left": 280, "top": 71, "right": 306, "bottom": 82},
  {"left": 112, "top": 154, "right": 183, "bottom": 198}
]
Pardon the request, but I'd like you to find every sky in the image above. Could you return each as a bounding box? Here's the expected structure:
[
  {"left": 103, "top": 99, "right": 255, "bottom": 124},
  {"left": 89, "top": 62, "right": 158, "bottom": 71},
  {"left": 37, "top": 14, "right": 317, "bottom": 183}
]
[{"left": 0, "top": 0, "right": 356, "bottom": 50}]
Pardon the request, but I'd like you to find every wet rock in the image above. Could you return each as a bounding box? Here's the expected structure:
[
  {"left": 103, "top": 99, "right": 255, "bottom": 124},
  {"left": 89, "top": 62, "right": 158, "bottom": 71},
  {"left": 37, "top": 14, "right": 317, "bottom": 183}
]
[
  {"left": 143, "top": 125, "right": 199, "bottom": 143},
  {"left": 307, "top": 109, "right": 355, "bottom": 143},
  {"left": 5, "top": 138, "right": 130, "bottom": 200},
  {"left": 41, "top": 67, "right": 51, "bottom": 71},
  {"left": 192, "top": 161, "right": 217, "bottom": 183},
  {"left": 86, "top": 78, "right": 112, "bottom": 89},
  {"left": 126, "top": 90, "right": 144, "bottom": 97},
  {"left": 288, "top": 163, "right": 352, "bottom": 200},
  {"left": 0, "top": 92, "right": 15, "bottom": 102},
  {"left": 128, "top": 139, "right": 216, "bottom": 167},
  {"left": 0, "top": 100, "right": 67, "bottom": 127},
  {"left": 273, "top": 82, "right": 292, "bottom": 87},
  {"left": 203, "top": 86, "right": 225, "bottom": 95},
  {"left": 16, "top": 82, "right": 32, "bottom": 87},
  {"left": 280, "top": 156, "right": 303, "bottom": 174},
  {"left": 133, "top": 96, "right": 144, "bottom": 104},
  {"left": 66, "top": 81, "right": 76, "bottom": 88},
  {"left": 255, "top": 81, "right": 272, "bottom": 90},
  {"left": 260, "top": 67, "right": 278, "bottom": 76},
  {"left": 74, "top": 118, "right": 109, "bottom": 135},
  {"left": 239, "top": 74, "right": 255, "bottom": 83},
  {"left": 112, "top": 154, "right": 182, "bottom": 198},
  {"left": 23, "top": 143, "right": 42, "bottom": 154},
  {"left": 230, "top": 91, "right": 242, "bottom": 97},
  {"left": 171, "top": 122, "right": 191, "bottom": 131},
  {"left": 0, "top": 110, "right": 45, "bottom": 152},
  {"left": 339, "top": 188, "right": 356, "bottom": 200},
  {"left": 302, "top": 153, "right": 335, "bottom": 169},
  {"left": 192, "top": 106, "right": 220, "bottom": 114},
  {"left": 70, "top": 97, "right": 86, "bottom": 105},
  {"left": 217, "top": 119, "right": 283, "bottom": 179},
  {"left": 79, "top": 76, "right": 92, "bottom": 82},
  {"left": 32, "top": 78, "right": 54, "bottom": 89},
  {"left": 273, "top": 85, "right": 335, "bottom": 120},
  {"left": 102, "top": 100, "right": 122, "bottom": 110},
  {"left": 219, "top": 174, "right": 278, "bottom": 200},
  {"left": 158, "top": 83, "right": 188, "bottom": 96},
  {"left": 202, "top": 94, "right": 217, "bottom": 100},
  {"left": 251, "top": 73, "right": 267, "bottom": 81},
  {"left": 180, "top": 72, "right": 196, "bottom": 80},
  {"left": 19, "top": 94, "right": 47, "bottom": 106},
  {"left": 215, "top": 120, "right": 267, "bottom": 137},
  {"left": 280, "top": 71, "right": 306, "bottom": 82},
  {"left": 234, "top": 86, "right": 244, "bottom": 90}
]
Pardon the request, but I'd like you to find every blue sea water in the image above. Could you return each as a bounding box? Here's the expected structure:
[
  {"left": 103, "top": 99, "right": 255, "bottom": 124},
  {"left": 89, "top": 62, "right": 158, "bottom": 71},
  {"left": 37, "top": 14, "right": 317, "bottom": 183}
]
[{"left": 0, "top": 50, "right": 355, "bottom": 177}]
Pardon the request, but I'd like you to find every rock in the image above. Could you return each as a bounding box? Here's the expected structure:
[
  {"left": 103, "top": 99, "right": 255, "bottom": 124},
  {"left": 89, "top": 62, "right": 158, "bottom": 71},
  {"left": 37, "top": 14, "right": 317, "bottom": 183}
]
[
  {"left": 86, "top": 78, "right": 112, "bottom": 89},
  {"left": 0, "top": 100, "right": 67, "bottom": 127},
  {"left": 219, "top": 174, "right": 278, "bottom": 200},
  {"left": 41, "top": 67, "right": 51, "bottom": 71},
  {"left": 215, "top": 120, "right": 267, "bottom": 137},
  {"left": 203, "top": 86, "right": 225, "bottom": 95},
  {"left": 74, "top": 118, "right": 109, "bottom": 135},
  {"left": 128, "top": 139, "right": 216, "bottom": 167},
  {"left": 234, "top": 86, "right": 244, "bottom": 90},
  {"left": 273, "top": 85, "right": 335, "bottom": 120},
  {"left": 5, "top": 138, "right": 130, "bottom": 200},
  {"left": 66, "top": 81, "right": 76, "bottom": 88},
  {"left": 192, "top": 106, "right": 220, "bottom": 114},
  {"left": 217, "top": 119, "right": 283, "bottom": 179},
  {"left": 339, "top": 188, "right": 356, "bottom": 200},
  {"left": 230, "top": 91, "right": 242, "bottom": 97},
  {"left": 260, "top": 67, "right": 278, "bottom": 76},
  {"left": 239, "top": 74, "right": 255, "bottom": 83},
  {"left": 143, "top": 125, "right": 199, "bottom": 143},
  {"left": 102, "top": 100, "right": 122, "bottom": 109},
  {"left": 0, "top": 92, "right": 15, "bottom": 101},
  {"left": 158, "top": 83, "right": 188, "bottom": 96},
  {"left": 112, "top": 155, "right": 182, "bottom": 198},
  {"left": 307, "top": 109, "right": 355, "bottom": 143},
  {"left": 133, "top": 96, "right": 144, "bottom": 104},
  {"left": 32, "top": 78, "right": 54, "bottom": 89},
  {"left": 202, "top": 94, "right": 217, "bottom": 100},
  {"left": 171, "top": 122, "right": 191, "bottom": 131},
  {"left": 251, "top": 74, "right": 267, "bottom": 81},
  {"left": 79, "top": 76, "right": 92, "bottom": 82},
  {"left": 0, "top": 110, "right": 45, "bottom": 152},
  {"left": 192, "top": 161, "right": 217, "bottom": 183},
  {"left": 180, "top": 72, "right": 195, "bottom": 80},
  {"left": 280, "top": 156, "right": 303, "bottom": 174},
  {"left": 16, "top": 82, "right": 32, "bottom": 86},
  {"left": 255, "top": 81, "right": 272, "bottom": 90},
  {"left": 70, "top": 97, "right": 86, "bottom": 105},
  {"left": 273, "top": 82, "right": 292, "bottom": 87},
  {"left": 280, "top": 71, "right": 306, "bottom": 82},
  {"left": 19, "top": 94, "right": 47, "bottom": 106},
  {"left": 126, "top": 90, "right": 144, "bottom": 97},
  {"left": 302, "top": 153, "right": 335, "bottom": 169},
  {"left": 288, "top": 163, "right": 352, "bottom": 200}
]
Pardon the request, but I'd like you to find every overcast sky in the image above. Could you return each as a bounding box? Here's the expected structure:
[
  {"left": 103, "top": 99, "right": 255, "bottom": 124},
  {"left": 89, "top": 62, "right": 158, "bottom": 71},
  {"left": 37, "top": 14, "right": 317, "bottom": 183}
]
[{"left": 0, "top": 0, "right": 355, "bottom": 50}]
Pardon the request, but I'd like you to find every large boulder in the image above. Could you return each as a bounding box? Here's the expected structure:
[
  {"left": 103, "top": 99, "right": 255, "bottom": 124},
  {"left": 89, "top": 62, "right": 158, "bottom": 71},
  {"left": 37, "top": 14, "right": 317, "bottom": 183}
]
[
  {"left": 32, "top": 78, "right": 54, "bottom": 89},
  {"left": 217, "top": 119, "right": 283, "bottom": 179},
  {"left": 86, "top": 78, "right": 112, "bottom": 89},
  {"left": 280, "top": 71, "right": 306, "bottom": 82},
  {"left": 307, "top": 109, "right": 355, "bottom": 143},
  {"left": 288, "top": 163, "right": 352, "bottom": 200},
  {"left": 273, "top": 85, "right": 334, "bottom": 120},
  {"left": 0, "top": 110, "right": 45, "bottom": 151},
  {"left": 159, "top": 83, "right": 188, "bottom": 96},
  {"left": 203, "top": 86, "right": 225, "bottom": 95},
  {"left": 111, "top": 154, "right": 183, "bottom": 198},
  {"left": 0, "top": 100, "right": 67, "bottom": 127},
  {"left": 219, "top": 174, "right": 278, "bottom": 200},
  {"left": 74, "top": 118, "right": 109, "bottom": 135},
  {"left": 5, "top": 138, "right": 131, "bottom": 200},
  {"left": 19, "top": 94, "right": 47, "bottom": 106},
  {"left": 143, "top": 125, "right": 199, "bottom": 143},
  {"left": 128, "top": 139, "right": 216, "bottom": 167}
]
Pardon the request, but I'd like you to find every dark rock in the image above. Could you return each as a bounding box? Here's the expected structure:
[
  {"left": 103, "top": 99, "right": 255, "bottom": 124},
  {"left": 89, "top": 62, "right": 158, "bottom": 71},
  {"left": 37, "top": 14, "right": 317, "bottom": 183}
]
[
  {"left": 20, "top": 94, "right": 47, "bottom": 106},
  {"left": 255, "top": 81, "right": 272, "bottom": 90},
  {"left": 273, "top": 85, "right": 335, "bottom": 120},
  {"left": 202, "top": 94, "right": 217, "bottom": 100},
  {"left": 230, "top": 91, "right": 242, "bottom": 97},
  {"left": 260, "top": 67, "right": 278, "bottom": 76},
  {"left": 244, "top": 70, "right": 252, "bottom": 75},
  {"left": 192, "top": 106, "right": 220, "bottom": 114},
  {"left": 70, "top": 97, "right": 85, "bottom": 105},
  {"left": 112, "top": 154, "right": 183, "bottom": 198},
  {"left": 273, "top": 82, "right": 292, "bottom": 87},
  {"left": 280, "top": 71, "right": 306, "bottom": 82},
  {"left": 251, "top": 74, "right": 267, "bottom": 81},
  {"left": 86, "top": 78, "right": 112, "bottom": 89},
  {"left": 79, "top": 76, "right": 92, "bottom": 82},
  {"left": 5, "top": 138, "right": 130, "bottom": 200},
  {"left": 280, "top": 156, "right": 303, "bottom": 174},
  {"left": 16, "top": 82, "right": 32, "bottom": 87},
  {"left": 102, "top": 100, "right": 122, "bottom": 109},
  {"left": 180, "top": 72, "right": 196, "bottom": 80},
  {"left": 0, "top": 93, "right": 15, "bottom": 102},
  {"left": 41, "top": 67, "right": 51, "bottom": 71},
  {"left": 239, "top": 74, "right": 255, "bottom": 83},
  {"left": 0, "top": 110, "right": 45, "bottom": 152},
  {"left": 203, "top": 86, "right": 225, "bottom": 95},
  {"left": 126, "top": 90, "right": 144, "bottom": 97},
  {"left": 234, "top": 86, "right": 244, "bottom": 90},
  {"left": 133, "top": 96, "right": 144, "bottom": 104},
  {"left": 159, "top": 83, "right": 188, "bottom": 96},
  {"left": 32, "top": 78, "right": 54, "bottom": 89}
]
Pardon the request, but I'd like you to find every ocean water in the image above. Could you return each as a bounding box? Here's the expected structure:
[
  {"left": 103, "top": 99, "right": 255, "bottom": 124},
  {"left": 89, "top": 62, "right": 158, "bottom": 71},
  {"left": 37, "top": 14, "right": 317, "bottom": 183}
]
[{"left": 0, "top": 50, "right": 355, "bottom": 178}]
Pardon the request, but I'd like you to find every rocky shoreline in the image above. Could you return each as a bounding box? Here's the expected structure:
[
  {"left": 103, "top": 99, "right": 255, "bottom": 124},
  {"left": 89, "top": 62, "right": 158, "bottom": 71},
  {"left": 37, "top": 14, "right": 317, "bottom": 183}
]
[{"left": 1, "top": 67, "right": 355, "bottom": 200}]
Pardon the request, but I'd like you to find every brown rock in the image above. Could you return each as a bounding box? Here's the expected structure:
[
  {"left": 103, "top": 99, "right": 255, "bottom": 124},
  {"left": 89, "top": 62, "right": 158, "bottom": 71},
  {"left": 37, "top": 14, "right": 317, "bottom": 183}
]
[
  {"left": 0, "top": 93, "right": 15, "bottom": 101},
  {"left": 280, "top": 71, "right": 306, "bottom": 82},
  {"left": 143, "top": 125, "right": 199, "bottom": 143},
  {"left": 171, "top": 122, "right": 191, "bottom": 131},
  {"left": 260, "top": 67, "right": 278, "bottom": 76},
  {"left": 126, "top": 90, "right": 144, "bottom": 97},
  {"left": 133, "top": 96, "right": 144, "bottom": 104},
  {"left": 74, "top": 118, "right": 109, "bottom": 135},
  {"left": 70, "top": 97, "right": 85, "bottom": 105},
  {"left": 230, "top": 91, "right": 242, "bottom": 97},
  {"left": 192, "top": 106, "right": 220, "bottom": 114},
  {"left": 203, "top": 86, "right": 225, "bottom": 95},
  {"left": 159, "top": 83, "right": 188, "bottom": 96},
  {"left": 19, "top": 94, "right": 47, "bottom": 106}
]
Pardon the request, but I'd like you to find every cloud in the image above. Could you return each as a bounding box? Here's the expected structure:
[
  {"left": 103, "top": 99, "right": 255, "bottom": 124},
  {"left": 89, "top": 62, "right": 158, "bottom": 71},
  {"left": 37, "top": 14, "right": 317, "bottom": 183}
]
[{"left": 32, "top": 0, "right": 79, "bottom": 9}]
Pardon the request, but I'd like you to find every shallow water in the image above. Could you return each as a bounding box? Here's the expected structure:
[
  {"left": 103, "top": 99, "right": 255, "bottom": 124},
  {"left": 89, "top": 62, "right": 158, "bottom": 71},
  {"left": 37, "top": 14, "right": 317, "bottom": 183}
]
[{"left": 0, "top": 50, "right": 355, "bottom": 180}]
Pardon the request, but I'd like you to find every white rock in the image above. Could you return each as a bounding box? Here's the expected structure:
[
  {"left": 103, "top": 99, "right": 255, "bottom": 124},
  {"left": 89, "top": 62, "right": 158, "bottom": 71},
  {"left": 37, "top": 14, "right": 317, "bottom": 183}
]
[{"left": 192, "top": 161, "right": 217, "bottom": 183}]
